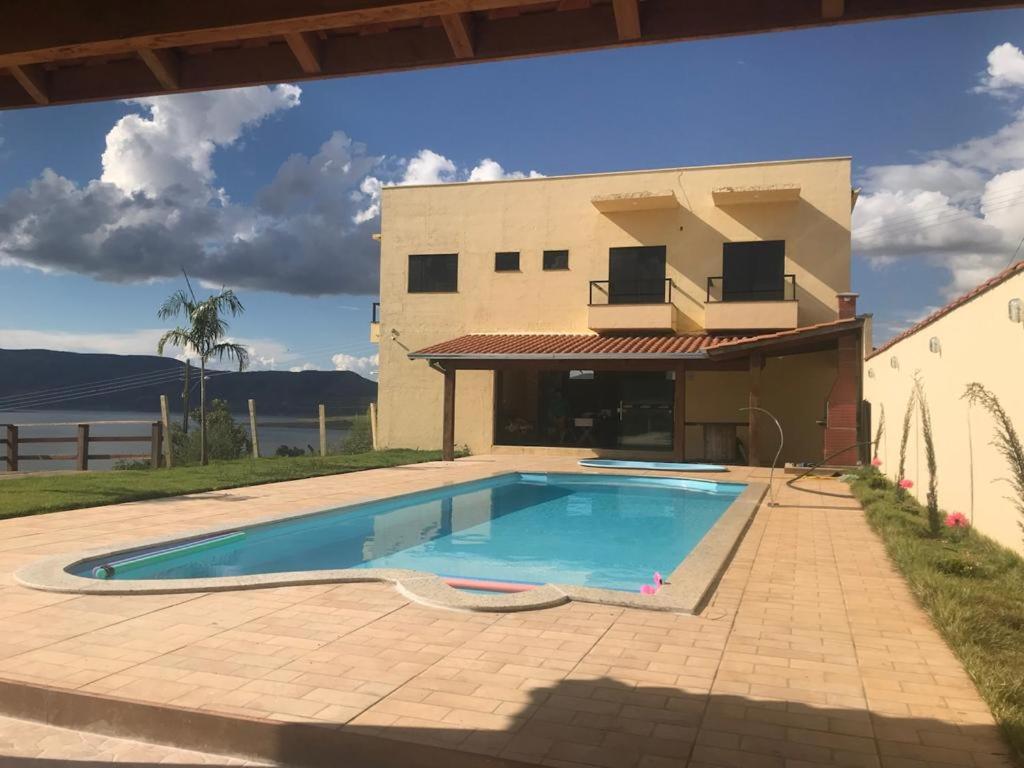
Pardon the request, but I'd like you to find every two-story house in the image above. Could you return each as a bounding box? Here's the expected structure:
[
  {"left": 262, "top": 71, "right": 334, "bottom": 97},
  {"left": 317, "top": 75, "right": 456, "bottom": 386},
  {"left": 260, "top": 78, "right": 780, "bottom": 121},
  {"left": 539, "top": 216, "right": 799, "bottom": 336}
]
[{"left": 371, "top": 156, "right": 868, "bottom": 467}]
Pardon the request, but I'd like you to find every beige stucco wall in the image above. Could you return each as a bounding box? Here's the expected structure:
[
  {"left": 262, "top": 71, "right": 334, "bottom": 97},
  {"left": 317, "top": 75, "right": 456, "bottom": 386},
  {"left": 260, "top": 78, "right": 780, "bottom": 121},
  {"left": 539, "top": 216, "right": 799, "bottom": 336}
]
[
  {"left": 864, "top": 273, "right": 1024, "bottom": 555},
  {"left": 376, "top": 157, "right": 853, "bottom": 454}
]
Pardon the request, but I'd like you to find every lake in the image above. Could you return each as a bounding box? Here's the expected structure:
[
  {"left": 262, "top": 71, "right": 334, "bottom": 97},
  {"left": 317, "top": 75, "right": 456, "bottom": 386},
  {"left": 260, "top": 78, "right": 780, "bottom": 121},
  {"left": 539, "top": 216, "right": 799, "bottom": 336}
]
[{"left": 0, "top": 409, "right": 352, "bottom": 472}]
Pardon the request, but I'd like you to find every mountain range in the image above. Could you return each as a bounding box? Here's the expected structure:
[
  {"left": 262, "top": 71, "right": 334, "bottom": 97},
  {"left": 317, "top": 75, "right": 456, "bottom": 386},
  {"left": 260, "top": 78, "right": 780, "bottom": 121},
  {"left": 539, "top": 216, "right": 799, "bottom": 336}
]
[{"left": 0, "top": 349, "right": 377, "bottom": 416}]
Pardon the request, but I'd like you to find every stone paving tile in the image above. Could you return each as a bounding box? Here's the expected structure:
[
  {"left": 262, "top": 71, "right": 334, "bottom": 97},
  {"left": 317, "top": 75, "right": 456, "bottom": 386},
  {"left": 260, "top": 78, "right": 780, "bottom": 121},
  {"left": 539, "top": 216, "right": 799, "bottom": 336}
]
[
  {"left": 0, "top": 456, "right": 1016, "bottom": 768},
  {"left": 0, "top": 713, "right": 268, "bottom": 765}
]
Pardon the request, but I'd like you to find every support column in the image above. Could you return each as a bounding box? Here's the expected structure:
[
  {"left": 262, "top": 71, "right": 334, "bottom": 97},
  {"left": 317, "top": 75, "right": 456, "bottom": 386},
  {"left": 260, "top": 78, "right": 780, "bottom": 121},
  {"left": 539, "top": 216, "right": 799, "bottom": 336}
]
[
  {"left": 442, "top": 366, "right": 456, "bottom": 461},
  {"left": 748, "top": 352, "right": 763, "bottom": 467},
  {"left": 673, "top": 363, "right": 686, "bottom": 461},
  {"left": 824, "top": 332, "right": 860, "bottom": 465}
]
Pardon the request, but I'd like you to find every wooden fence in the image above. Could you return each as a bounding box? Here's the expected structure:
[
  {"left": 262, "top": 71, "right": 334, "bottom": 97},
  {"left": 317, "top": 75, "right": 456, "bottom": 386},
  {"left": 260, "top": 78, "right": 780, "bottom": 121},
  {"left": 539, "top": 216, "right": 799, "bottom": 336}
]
[{"left": 1, "top": 421, "right": 162, "bottom": 472}]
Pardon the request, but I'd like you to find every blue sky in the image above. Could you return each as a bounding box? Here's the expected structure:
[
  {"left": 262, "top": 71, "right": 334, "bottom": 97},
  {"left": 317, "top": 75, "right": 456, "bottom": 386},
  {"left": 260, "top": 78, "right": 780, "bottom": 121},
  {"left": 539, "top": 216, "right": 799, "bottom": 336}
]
[{"left": 1, "top": 9, "right": 1023, "bottom": 376}]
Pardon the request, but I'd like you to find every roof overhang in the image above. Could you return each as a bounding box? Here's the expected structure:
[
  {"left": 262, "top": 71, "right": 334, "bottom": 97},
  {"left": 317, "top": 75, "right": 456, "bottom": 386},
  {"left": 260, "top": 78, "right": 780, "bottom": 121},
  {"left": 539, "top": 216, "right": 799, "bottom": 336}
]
[
  {"left": 408, "top": 318, "right": 866, "bottom": 366},
  {"left": 591, "top": 190, "right": 680, "bottom": 213},
  {"left": 1, "top": 1, "right": 1012, "bottom": 110},
  {"left": 712, "top": 185, "right": 801, "bottom": 205}
]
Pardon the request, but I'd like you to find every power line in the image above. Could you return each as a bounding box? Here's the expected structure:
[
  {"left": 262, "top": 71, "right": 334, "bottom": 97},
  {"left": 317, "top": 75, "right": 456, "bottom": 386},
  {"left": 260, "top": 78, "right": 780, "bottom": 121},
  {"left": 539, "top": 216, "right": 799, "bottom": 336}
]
[
  {"left": 0, "top": 371, "right": 186, "bottom": 411},
  {"left": 855, "top": 195, "right": 1024, "bottom": 242},
  {"left": 0, "top": 365, "right": 185, "bottom": 403},
  {"left": 853, "top": 183, "right": 1024, "bottom": 236}
]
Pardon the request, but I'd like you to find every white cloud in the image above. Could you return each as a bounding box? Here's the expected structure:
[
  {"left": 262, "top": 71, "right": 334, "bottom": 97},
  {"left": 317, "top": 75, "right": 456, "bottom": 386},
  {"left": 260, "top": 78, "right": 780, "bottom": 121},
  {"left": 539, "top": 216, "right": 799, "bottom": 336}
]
[
  {"left": 289, "top": 362, "right": 319, "bottom": 372},
  {"left": 975, "top": 42, "right": 1024, "bottom": 97},
  {"left": 467, "top": 158, "right": 544, "bottom": 182},
  {"left": 355, "top": 152, "right": 543, "bottom": 223},
  {"left": 0, "top": 88, "right": 539, "bottom": 297},
  {"left": 854, "top": 42, "right": 1024, "bottom": 296},
  {"left": 331, "top": 352, "right": 378, "bottom": 380},
  {"left": 102, "top": 86, "right": 300, "bottom": 198}
]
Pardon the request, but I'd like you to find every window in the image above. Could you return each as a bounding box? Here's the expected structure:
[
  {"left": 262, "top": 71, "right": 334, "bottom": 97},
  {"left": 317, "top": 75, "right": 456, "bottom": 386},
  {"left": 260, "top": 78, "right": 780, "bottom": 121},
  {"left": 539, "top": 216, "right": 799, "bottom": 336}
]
[
  {"left": 495, "top": 251, "right": 520, "bottom": 272},
  {"left": 408, "top": 254, "right": 458, "bottom": 293},
  {"left": 722, "top": 240, "right": 785, "bottom": 301},
  {"left": 543, "top": 250, "right": 569, "bottom": 270},
  {"left": 608, "top": 246, "right": 666, "bottom": 304}
]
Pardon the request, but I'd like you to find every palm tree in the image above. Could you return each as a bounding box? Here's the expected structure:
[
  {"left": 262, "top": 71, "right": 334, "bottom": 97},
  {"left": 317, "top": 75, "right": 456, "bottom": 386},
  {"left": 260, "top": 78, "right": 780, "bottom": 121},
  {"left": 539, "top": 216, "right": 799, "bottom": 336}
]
[{"left": 157, "top": 275, "right": 249, "bottom": 465}]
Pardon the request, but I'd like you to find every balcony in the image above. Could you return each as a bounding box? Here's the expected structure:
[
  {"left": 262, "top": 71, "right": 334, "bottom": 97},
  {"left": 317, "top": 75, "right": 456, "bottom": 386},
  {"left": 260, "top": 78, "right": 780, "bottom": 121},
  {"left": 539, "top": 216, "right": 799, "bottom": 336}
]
[
  {"left": 370, "top": 301, "right": 380, "bottom": 342},
  {"left": 587, "top": 279, "right": 681, "bottom": 333},
  {"left": 704, "top": 275, "right": 799, "bottom": 331}
]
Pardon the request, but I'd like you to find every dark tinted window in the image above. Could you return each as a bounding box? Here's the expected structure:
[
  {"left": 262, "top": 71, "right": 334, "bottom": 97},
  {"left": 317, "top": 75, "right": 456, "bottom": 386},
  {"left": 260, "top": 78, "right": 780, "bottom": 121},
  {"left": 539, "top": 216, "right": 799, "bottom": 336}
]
[
  {"left": 408, "top": 254, "right": 458, "bottom": 293},
  {"left": 608, "top": 246, "right": 666, "bottom": 304},
  {"left": 722, "top": 241, "right": 785, "bottom": 301},
  {"left": 543, "top": 250, "right": 569, "bottom": 270},
  {"left": 495, "top": 252, "right": 520, "bottom": 272}
]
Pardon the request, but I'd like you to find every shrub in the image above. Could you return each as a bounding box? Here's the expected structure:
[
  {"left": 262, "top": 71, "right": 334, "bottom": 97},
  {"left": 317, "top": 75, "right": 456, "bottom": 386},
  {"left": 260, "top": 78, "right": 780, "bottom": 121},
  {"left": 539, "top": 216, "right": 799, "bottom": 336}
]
[
  {"left": 896, "top": 388, "right": 916, "bottom": 501},
  {"left": 170, "top": 399, "right": 250, "bottom": 465},
  {"left": 914, "top": 375, "right": 941, "bottom": 536},
  {"left": 963, "top": 382, "right": 1024, "bottom": 546},
  {"left": 274, "top": 445, "right": 306, "bottom": 457},
  {"left": 338, "top": 414, "right": 374, "bottom": 454}
]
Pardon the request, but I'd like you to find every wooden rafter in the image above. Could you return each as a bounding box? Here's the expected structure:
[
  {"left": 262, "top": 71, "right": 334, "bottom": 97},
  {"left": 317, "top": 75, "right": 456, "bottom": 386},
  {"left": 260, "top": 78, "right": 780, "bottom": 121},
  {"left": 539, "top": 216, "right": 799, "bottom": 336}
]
[
  {"left": 440, "top": 13, "right": 474, "bottom": 59},
  {"left": 0, "top": 0, "right": 556, "bottom": 68},
  {"left": 611, "top": 0, "right": 641, "bottom": 40},
  {"left": 138, "top": 48, "right": 180, "bottom": 89},
  {"left": 822, "top": 0, "right": 846, "bottom": 18},
  {"left": 284, "top": 31, "right": 322, "bottom": 73},
  {"left": 8, "top": 64, "right": 47, "bottom": 104}
]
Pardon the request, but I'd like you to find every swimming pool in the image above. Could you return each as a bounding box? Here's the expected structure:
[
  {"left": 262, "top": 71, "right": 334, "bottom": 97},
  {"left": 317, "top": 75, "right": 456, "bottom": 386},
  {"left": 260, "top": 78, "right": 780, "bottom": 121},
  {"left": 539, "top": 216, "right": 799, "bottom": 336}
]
[{"left": 68, "top": 472, "right": 746, "bottom": 593}]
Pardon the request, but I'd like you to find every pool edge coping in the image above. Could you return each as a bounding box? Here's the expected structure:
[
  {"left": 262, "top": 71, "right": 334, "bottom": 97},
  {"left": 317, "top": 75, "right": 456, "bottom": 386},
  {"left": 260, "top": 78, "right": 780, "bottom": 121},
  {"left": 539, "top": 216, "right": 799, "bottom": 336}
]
[{"left": 14, "top": 474, "right": 768, "bottom": 615}]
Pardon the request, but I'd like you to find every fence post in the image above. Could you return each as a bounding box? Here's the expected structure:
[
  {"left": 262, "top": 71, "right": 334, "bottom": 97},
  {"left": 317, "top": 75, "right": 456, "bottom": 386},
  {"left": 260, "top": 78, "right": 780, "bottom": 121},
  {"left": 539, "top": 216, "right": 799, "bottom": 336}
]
[
  {"left": 76, "top": 424, "right": 90, "bottom": 471},
  {"left": 369, "top": 403, "right": 378, "bottom": 451},
  {"left": 5, "top": 425, "right": 17, "bottom": 472},
  {"left": 248, "top": 398, "right": 260, "bottom": 459},
  {"left": 319, "top": 404, "right": 327, "bottom": 456},
  {"left": 150, "top": 422, "right": 162, "bottom": 468},
  {"left": 159, "top": 395, "right": 173, "bottom": 469}
]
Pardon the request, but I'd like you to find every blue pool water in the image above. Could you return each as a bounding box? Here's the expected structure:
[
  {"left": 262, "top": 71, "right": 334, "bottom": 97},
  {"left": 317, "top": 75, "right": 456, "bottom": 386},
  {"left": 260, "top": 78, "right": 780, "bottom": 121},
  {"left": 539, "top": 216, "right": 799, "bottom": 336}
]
[{"left": 71, "top": 473, "right": 745, "bottom": 592}]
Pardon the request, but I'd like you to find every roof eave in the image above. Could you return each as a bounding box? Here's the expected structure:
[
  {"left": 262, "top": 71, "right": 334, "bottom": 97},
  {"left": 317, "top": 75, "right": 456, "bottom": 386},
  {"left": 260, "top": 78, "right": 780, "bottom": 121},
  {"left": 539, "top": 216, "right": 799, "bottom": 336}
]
[{"left": 407, "top": 351, "right": 711, "bottom": 361}]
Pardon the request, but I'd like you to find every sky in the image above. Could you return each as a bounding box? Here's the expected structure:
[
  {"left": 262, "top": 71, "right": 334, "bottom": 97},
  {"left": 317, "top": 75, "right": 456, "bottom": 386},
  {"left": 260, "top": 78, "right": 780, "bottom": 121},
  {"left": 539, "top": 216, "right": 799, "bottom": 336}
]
[{"left": 1, "top": 9, "right": 1024, "bottom": 378}]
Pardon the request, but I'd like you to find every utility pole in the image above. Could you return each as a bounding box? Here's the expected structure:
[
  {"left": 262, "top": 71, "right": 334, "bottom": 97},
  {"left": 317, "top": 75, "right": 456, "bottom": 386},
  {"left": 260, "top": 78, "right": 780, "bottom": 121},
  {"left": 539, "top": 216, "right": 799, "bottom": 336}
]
[{"left": 182, "top": 359, "right": 191, "bottom": 434}]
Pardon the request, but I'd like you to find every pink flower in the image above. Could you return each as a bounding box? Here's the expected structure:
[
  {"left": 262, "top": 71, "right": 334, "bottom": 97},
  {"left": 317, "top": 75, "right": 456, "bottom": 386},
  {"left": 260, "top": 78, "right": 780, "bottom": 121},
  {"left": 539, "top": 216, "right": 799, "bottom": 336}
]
[
  {"left": 871, "top": 457, "right": 882, "bottom": 467},
  {"left": 899, "top": 478, "right": 914, "bottom": 489},
  {"left": 945, "top": 512, "right": 970, "bottom": 529}
]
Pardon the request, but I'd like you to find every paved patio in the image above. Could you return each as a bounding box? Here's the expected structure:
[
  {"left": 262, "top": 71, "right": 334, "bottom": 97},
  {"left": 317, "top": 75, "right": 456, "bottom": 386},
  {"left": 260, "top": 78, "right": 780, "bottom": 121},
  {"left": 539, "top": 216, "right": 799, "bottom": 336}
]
[{"left": 0, "top": 455, "right": 1013, "bottom": 767}]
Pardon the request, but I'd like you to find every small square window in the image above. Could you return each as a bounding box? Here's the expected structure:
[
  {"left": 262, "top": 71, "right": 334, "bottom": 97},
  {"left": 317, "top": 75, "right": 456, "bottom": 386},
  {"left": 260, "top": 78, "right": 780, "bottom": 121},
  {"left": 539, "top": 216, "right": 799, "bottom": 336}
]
[
  {"left": 543, "top": 250, "right": 569, "bottom": 270},
  {"left": 495, "top": 252, "right": 520, "bottom": 272}
]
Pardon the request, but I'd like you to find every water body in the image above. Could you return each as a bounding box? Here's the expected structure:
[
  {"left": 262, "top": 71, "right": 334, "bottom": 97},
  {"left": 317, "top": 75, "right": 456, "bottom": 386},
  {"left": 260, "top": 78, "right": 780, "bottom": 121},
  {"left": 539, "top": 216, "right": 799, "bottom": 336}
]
[{"left": 0, "top": 409, "right": 351, "bottom": 473}]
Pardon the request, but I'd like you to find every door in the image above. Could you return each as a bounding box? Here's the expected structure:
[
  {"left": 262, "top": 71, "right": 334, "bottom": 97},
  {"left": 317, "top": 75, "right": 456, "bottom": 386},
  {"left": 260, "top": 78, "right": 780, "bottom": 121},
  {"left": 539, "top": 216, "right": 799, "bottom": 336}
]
[
  {"left": 608, "top": 246, "right": 666, "bottom": 304},
  {"left": 722, "top": 241, "right": 785, "bottom": 301}
]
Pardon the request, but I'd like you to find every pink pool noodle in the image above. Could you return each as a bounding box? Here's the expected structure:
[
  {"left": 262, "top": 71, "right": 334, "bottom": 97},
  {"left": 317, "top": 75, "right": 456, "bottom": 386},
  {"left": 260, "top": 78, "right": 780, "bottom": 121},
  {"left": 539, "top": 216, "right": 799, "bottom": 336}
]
[{"left": 444, "top": 577, "right": 536, "bottom": 593}]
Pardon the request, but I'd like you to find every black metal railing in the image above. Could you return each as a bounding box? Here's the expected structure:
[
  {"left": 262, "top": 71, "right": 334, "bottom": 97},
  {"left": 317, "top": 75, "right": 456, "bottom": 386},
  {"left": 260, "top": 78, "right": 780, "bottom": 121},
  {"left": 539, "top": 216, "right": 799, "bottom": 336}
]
[
  {"left": 588, "top": 278, "right": 673, "bottom": 306},
  {"left": 705, "top": 274, "right": 797, "bottom": 303},
  {"left": 371, "top": 301, "right": 380, "bottom": 323}
]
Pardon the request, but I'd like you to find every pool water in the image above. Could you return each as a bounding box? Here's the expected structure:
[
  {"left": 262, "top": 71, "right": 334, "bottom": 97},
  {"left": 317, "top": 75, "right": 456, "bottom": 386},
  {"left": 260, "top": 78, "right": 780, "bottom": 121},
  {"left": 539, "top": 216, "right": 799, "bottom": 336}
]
[{"left": 72, "top": 473, "right": 745, "bottom": 592}]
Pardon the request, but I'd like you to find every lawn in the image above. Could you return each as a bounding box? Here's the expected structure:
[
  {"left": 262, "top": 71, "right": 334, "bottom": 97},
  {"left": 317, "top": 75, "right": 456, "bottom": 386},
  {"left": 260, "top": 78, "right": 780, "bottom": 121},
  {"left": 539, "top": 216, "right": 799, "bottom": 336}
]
[
  {"left": 0, "top": 449, "right": 444, "bottom": 520},
  {"left": 847, "top": 469, "right": 1024, "bottom": 763}
]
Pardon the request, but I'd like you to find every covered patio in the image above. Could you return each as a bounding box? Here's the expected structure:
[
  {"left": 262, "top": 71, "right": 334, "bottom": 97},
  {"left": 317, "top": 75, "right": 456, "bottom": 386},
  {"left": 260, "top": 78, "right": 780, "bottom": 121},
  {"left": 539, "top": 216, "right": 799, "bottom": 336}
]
[{"left": 409, "top": 316, "right": 868, "bottom": 466}]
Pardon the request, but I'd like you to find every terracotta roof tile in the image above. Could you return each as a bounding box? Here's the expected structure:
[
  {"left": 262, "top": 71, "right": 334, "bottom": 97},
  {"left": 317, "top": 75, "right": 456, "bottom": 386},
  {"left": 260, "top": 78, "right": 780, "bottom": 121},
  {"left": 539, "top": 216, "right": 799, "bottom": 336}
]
[
  {"left": 409, "top": 317, "right": 864, "bottom": 360},
  {"left": 867, "top": 260, "right": 1024, "bottom": 360}
]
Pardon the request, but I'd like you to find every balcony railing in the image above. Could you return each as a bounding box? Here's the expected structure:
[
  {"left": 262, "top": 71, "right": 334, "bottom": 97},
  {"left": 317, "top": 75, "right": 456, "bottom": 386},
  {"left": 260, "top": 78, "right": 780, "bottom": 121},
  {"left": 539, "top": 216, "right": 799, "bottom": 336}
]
[
  {"left": 589, "top": 278, "right": 673, "bottom": 306},
  {"left": 705, "top": 274, "right": 797, "bottom": 303}
]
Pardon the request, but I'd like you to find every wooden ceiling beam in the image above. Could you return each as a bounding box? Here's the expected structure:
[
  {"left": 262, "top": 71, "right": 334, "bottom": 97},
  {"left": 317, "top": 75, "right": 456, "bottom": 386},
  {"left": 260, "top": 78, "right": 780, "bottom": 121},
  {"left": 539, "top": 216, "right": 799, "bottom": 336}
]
[
  {"left": 284, "top": 31, "right": 323, "bottom": 73},
  {"left": 440, "top": 13, "right": 475, "bottom": 59},
  {"left": 0, "top": 0, "right": 557, "bottom": 68},
  {"left": 612, "top": 0, "right": 641, "bottom": 40},
  {"left": 8, "top": 64, "right": 48, "bottom": 104},
  {"left": 138, "top": 48, "right": 180, "bottom": 89}
]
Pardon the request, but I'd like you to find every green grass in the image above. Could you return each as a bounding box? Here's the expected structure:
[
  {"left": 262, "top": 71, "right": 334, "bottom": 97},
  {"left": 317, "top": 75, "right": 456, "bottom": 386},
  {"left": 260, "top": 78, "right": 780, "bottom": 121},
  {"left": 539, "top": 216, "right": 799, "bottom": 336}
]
[
  {"left": 848, "top": 470, "right": 1024, "bottom": 762},
  {"left": 0, "top": 449, "right": 444, "bottom": 520}
]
